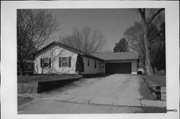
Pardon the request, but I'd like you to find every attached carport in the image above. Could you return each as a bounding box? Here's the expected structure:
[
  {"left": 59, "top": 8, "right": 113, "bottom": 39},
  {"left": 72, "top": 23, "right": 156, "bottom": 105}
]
[{"left": 91, "top": 52, "right": 139, "bottom": 74}]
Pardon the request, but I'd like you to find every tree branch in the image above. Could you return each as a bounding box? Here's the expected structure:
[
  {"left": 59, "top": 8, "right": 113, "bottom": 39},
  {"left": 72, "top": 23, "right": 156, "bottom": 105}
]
[
  {"left": 138, "top": 8, "right": 147, "bottom": 24},
  {"left": 148, "top": 8, "right": 164, "bottom": 25}
]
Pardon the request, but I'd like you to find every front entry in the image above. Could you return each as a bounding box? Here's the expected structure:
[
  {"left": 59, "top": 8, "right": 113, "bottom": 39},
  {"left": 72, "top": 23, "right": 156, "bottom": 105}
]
[{"left": 105, "top": 63, "right": 131, "bottom": 74}]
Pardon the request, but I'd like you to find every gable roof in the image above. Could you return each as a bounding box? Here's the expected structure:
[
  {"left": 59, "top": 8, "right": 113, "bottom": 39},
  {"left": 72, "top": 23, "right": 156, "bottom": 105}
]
[
  {"left": 91, "top": 52, "right": 138, "bottom": 61},
  {"left": 35, "top": 42, "right": 103, "bottom": 61},
  {"left": 35, "top": 42, "right": 138, "bottom": 61},
  {"left": 35, "top": 42, "right": 85, "bottom": 57}
]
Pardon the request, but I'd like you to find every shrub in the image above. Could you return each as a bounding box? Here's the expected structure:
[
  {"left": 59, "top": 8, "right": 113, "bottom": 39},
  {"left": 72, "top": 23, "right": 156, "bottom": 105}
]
[{"left": 75, "top": 55, "right": 84, "bottom": 74}]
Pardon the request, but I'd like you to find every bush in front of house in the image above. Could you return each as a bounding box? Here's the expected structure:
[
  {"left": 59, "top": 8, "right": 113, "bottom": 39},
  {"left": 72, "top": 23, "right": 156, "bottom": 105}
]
[{"left": 75, "top": 55, "right": 84, "bottom": 74}]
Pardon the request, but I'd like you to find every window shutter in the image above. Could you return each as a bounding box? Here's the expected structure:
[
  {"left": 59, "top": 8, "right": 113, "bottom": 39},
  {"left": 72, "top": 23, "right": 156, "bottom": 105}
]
[
  {"left": 59, "top": 57, "right": 61, "bottom": 67},
  {"left": 49, "top": 58, "right": 51, "bottom": 68},
  {"left": 87, "top": 59, "right": 89, "bottom": 66},
  {"left": 40, "top": 58, "right": 43, "bottom": 67},
  {"left": 95, "top": 60, "right": 96, "bottom": 68},
  {"left": 69, "top": 57, "right": 71, "bottom": 67}
]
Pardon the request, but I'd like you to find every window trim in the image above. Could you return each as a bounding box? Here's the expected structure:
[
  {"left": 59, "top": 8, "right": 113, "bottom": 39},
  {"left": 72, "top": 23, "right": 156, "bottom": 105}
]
[
  {"left": 41, "top": 58, "right": 51, "bottom": 68},
  {"left": 59, "top": 56, "right": 71, "bottom": 67},
  {"left": 62, "top": 57, "right": 69, "bottom": 67}
]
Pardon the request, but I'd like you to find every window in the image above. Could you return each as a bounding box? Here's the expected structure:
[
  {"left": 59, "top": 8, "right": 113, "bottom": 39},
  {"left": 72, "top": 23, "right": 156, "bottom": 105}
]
[
  {"left": 41, "top": 58, "right": 51, "bottom": 68},
  {"left": 102, "top": 62, "right": 105, "bottom": 69},
  {"left": 26, "top": 62, "right": 34, "bottom": 70},
  {"left": 87, "top": 59, "right": 90, "bottom": 66},
  {"left": 59, "top": 57, "right": 71, "bottom": 67},
  {"left": 62, "top": 57, "right": 68, "bottom": 67},
  {"left": 99, "top": 62, "right": 101, "bottom": 70},
  {"left": 94, "top": 60, "right": 96, "bottom": 68}
]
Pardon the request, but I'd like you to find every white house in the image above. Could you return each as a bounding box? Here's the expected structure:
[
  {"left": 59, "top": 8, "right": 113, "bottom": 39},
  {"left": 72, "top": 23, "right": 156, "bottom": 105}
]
[{"left": 34, "top": 42, "right": 138, "bottom": 75}]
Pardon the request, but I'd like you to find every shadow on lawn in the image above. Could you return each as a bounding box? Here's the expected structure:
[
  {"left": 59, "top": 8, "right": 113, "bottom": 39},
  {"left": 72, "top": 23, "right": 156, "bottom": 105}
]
[
  {"left": 134, "top": 106, "right": 166, "bottom": 113},
  {"left": 82, "top": 74, "right": 111, "bottom": 78}
]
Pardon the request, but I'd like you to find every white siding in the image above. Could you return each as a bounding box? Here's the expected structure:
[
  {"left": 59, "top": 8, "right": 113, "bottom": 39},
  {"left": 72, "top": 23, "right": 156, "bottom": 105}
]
[
  {"left": 34, "top": 46, "right": 78, "bottom": 74},
  {"left": 131, "top": 60, "right": 138, "bottom": 74},
  {"left": 82, "top": 57, "right": 105, "bottom": 74},
  {"left": 34, "top": 44, "right": 137, "bottom": 75}
]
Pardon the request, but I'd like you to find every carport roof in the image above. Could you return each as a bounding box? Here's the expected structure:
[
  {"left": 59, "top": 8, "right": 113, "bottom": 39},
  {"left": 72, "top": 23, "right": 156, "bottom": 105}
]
[{"left": 91, "top": 52, "right": 138, "bottom": 61}]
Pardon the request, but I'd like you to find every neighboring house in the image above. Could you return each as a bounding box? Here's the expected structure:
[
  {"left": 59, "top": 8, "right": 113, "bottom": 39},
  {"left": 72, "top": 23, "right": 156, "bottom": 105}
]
[
  {"left": 17, "top": 60, "right": 34, "bottom": 75},
  {"left": 34, "top": 42, "right": 138, "bottom": 75}
]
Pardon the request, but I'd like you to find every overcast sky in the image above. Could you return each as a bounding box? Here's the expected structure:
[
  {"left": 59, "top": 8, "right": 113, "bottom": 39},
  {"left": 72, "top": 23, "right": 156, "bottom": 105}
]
[{"left": 50, "top": 9, "right": 141, "bottom": 52}]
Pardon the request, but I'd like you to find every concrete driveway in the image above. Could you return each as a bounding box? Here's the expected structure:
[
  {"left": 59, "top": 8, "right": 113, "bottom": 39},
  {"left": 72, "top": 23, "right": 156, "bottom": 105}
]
[{"left": 19, "top": 74, "right": 166, "bottom": 114}]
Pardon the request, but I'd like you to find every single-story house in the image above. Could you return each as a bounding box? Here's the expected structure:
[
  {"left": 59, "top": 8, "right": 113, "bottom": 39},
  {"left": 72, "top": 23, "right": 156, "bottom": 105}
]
[{"left": 34, "top": 42, "right": 138, "bottom": 74}]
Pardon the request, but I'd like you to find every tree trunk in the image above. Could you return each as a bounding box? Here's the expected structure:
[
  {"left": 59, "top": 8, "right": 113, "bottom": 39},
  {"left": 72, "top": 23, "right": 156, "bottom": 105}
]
[
  {"left": 144, "top": 26, "right": 154, "bottom": 76},
  {"left": 153, "top": 66, "right": 156, "bottom": 74}
]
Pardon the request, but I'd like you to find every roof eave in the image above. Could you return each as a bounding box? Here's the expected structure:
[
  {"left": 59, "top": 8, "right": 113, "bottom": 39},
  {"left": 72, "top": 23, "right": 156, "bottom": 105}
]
[
  {"left": 34, "top": 42, "right": 85, "bottom": 58},
  {"left": 104, "top": 58, "right": 138, "bottom": 62},
  {"left": 83, "top": 54, "right": 104, "bottom": 61}
]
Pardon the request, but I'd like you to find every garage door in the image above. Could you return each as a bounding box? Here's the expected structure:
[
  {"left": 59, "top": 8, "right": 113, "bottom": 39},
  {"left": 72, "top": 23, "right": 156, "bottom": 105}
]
[{"left": 105, "top": 63, "right": 131, "bottom": 74}]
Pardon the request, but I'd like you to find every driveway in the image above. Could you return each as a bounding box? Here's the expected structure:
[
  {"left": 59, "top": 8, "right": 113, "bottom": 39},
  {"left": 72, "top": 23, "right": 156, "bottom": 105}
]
[{"left": 19, "top": 74, "right": 166, "bottom": 114}]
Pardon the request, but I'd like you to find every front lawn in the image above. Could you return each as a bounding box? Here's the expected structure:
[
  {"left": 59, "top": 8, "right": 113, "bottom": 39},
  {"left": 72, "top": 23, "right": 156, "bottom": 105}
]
[
  {"left": 18, "top": 96, "right": 33, "bottom": 106},
  {"left": 141, "top": 75, "right": 166, "bottom": 87}
]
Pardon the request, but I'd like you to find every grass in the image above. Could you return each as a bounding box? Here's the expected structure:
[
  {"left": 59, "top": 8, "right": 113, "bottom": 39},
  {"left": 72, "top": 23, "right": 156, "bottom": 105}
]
[
  {"left": 18, "top": 96, "right": 33, "bottom": 106},
  {"left": 141, "top": 75, "right": 166, "bottom": 87}
]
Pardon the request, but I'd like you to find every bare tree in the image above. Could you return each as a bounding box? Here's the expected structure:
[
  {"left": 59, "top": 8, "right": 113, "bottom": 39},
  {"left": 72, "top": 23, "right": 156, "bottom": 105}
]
[
  {"left": 60, "top": 26, "right": 107, "bottom": 53},
  {"left": 17, "top": 9, "right": 58, "bottom": 75},
  {"left": 138, "top": 8, "right": 164, "bottom": 76}
]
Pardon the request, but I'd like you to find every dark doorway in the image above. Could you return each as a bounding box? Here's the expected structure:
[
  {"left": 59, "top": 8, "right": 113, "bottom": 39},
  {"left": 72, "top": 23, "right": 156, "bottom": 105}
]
[{"left": 105, "top": 63, "right": 131, "bottom": 74}]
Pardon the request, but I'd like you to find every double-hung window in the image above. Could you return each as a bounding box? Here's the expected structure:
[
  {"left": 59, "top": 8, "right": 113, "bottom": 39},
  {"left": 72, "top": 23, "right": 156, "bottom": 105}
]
[
  {"left": 99, "top": 62, "right": 101, "bottom": 70},
  {"left": 59, "top": 57, "right": 71, "bottom": 67},
  {"left": 41, "top": 58, "right": 51, "bottom": 68}
]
